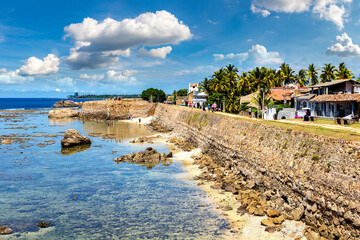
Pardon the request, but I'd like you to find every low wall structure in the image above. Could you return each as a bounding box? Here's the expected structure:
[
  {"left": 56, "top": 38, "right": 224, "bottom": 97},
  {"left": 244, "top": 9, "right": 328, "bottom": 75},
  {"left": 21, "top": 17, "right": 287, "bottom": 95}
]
[
  {"left": 153, "top": 104, "right": 360, "bottom": 239},
  {"left": 80, "top": 100, "right": 155, "bottom": 120}
]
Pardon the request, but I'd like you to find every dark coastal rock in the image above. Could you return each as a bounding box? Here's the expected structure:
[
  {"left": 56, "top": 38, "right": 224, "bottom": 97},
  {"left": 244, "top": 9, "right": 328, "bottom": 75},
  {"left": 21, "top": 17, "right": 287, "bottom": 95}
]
[
  {"left": 0, "top": 226, "right": 13, "bottom": 234},
  {"left": 53, "top": 100, "right": 80, "bottom": 108},
  {"left": 114, "top": 147, "right": 172, "bottom": 169},
  {"left": 169, "top": 137, "right": 195, "bottom": 151},
  {"left": 148, "top": 120, "right": 173, "bottom": 133},
  {"left": 61, "top": 129, "right": 91, "bottom": 148},
  {"left": 36, "top": 221, "right": 52, "bottom": 228},
  {"left": 48, "top": 108, "right": 79, "bottom": 118}
]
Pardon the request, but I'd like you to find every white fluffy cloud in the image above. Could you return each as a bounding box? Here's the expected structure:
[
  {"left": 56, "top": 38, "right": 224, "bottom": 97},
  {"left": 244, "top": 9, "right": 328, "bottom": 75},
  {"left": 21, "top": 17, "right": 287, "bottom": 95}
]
[
  {"left": 250, "top": 5, "right": 271, "bottom": 17},
  {"left": 214, "top": 44, "right": 283, "bottom": 65},
  {"left": 0, "top": 69, "right": 34, "bottom": 84},
  {"left": 327, "top": 33, "right": 360, "bottom": 57},
  {"left": 251, "top": 0, "right": 351, "bottom": 29},
  {"left": 251, "top": 0, "right": 312, "bottom": 13},
  {"left": 64, "top": 11, "right": 192, "bottom": 69},
  {"left": 18, "top": 54, "right": 60, "bottom": 76},
  {"left": 103, "top": 70, "right": 137, "bottom": 83},
  {"left": 79, "top": 70, "right": 137, "bottom": 84},
  {"left": 137, "top": 46, "right": 172, "bottom": 59},
  {"left": 55, "top": 77, "right": 75, "bottom": 87}
]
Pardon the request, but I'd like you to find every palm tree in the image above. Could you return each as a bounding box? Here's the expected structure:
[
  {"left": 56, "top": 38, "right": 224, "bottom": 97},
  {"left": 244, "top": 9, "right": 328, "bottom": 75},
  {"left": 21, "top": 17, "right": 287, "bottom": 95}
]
[
  {"left": 336, "top": 62, "right": 354, "bottom": 79},
  {"left": 251, "top": 88, "right": 273, "bottom": 115},
  {"left": 210, "top": 68, "right": 227, "bottom": 94},
  {"left": 199, "top": 77, "right": 211, "bottom": 95},
  {"left": 307, "top": 64, "right": 319, "bottom": 86},
  {"left": 279, "top": 63, "right": 295, "bottom": 85},
  {"left": 238, "top": 72, "right": 252, "bottom": 96},
  {"left": 249, "top": 67, "right": 267, "bottom": 92},
  {"left": 320, "top": 63, "right": 336, "bottom": 83},
  {"left": 295, "top": 69, "right": 308, "bottom": 87}
]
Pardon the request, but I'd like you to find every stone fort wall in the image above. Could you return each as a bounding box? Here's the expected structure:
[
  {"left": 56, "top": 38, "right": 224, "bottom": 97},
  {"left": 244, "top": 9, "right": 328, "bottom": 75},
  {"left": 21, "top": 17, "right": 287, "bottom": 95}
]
[{"left": 153, "top": 104, "right": 360, "bottom": 239}]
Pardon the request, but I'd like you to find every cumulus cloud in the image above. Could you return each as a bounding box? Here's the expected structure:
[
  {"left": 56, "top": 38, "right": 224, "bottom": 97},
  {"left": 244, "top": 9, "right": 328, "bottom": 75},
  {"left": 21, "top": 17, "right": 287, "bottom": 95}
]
[
  {"left": 0, "top": 69, "right": 34, "bottom": 84},
  {"left": 55, "top": 88, "right": 61, "bottom": 92},
  {"left": 248, "top": 44, "right": 283, "bottom": 65},
  {"left": 65, "top": 41, "right": 127, "bottom": 70},
  {"left": 251, "top": 0, "right": 312, "bottom": 13},
  {"left": 251, "top": 0, "right": 352, "bottom": 29},
  {"left": 55, "top": 77, "right": 75, "bottom": 87},
  {"left": 327, "top": 33, "right": 360, "bottom": 57},
  {"left": 250, "top": 5, "right": 271, "bottom": 17},
  {"left": 214, "top": 44, "right": 283, "bottom": 65},
  {"left": 214, "top": 53, "right": 248, "bottom": 62},
  {"left": 313, "top": 0, "right": 348, "bottom": 30},
  {"left": 79, "top": 70, "right": 137, "bottom": 84},
  {"left": 64, "top": 11, "right": 192, "bottom": 69},
  {"left": 18, "top": 54, "right": 60, "bottom": 76},
  {"left": 137, "top": 46, "right": 172, "bottom": 59}
]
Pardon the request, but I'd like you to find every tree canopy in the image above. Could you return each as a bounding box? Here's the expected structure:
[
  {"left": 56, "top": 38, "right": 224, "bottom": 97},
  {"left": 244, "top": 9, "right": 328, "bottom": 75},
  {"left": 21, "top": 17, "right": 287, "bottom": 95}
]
[
  {"left": 141, "top": 88, "right": 166, "bottom": 103},
  {"left": 176, "top": 89, "right": 188, "bottom": 96},
  {"left": 199, "top": 62, "right": 355, "bottom": 113}
]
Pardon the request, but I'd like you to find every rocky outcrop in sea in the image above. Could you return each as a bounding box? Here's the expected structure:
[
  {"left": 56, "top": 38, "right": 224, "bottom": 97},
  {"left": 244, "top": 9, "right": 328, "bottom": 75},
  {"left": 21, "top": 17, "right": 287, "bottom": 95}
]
[
  {"left": 61, "top": 129, "right": 91, "bottom": 148},
  {"left": 53, "top": 100, "right": 80, "bottom": 108}
]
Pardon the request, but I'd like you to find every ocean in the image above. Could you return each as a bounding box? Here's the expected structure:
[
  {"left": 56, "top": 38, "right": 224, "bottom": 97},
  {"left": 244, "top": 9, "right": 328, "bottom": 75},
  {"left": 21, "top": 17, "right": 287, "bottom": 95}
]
[
  {"left": 0, "top": 104, "right": 236, "bottom": 239},
  {"left": 0, "top": 98, "right": 98, "bottom": 110}
]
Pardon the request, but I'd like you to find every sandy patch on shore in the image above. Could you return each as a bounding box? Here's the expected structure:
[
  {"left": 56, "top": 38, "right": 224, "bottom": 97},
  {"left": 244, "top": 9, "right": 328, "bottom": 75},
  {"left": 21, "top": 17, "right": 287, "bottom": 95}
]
[
  {"left": 126, "top": 116, "right": 154, "bottom": 125},
  {"left": 142, "top": 133, "right": 306, "bottom": 240}
]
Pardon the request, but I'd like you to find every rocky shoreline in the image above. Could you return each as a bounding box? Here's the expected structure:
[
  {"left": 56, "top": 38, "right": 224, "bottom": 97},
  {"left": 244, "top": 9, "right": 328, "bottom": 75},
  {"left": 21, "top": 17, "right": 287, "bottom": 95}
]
[{"left": 129, "top": 131, "right": 308, "bottom": 240}]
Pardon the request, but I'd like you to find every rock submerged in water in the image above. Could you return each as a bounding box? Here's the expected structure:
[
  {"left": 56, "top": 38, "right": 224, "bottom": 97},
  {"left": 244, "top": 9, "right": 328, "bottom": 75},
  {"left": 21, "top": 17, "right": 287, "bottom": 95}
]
[
  {"left": 1, "top": 139, "right": 14, "bottom": 145},
  {"left": 53, "top": 100, "right": 80, "bottom": 108},
  {"left": 48, "top": 108, "right": 79, "bottom": 118},
  {"left": 36, "top": 221, "right": 52, "bottom": 228},
  {"left": 114, "top": 147, "right": 173, "bottom": 169},
  {"left": 61, "top": 129, "right": 91, "bottom": 148},
  {"left": 0, "top": 226, "right": 13, "bottom": 235}
]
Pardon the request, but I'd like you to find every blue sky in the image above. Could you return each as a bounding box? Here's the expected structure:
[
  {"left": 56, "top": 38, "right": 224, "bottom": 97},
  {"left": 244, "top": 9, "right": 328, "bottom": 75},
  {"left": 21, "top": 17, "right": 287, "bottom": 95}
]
[{"left": 0, "top": 0, "right": 360, "bottom": 97}]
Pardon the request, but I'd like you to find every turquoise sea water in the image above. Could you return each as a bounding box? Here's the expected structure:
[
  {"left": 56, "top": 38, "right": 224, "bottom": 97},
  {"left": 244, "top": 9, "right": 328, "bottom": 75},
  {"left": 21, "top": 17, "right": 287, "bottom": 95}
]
[{"left": 0, "top": 110, "right": 234, "bottom": 239}]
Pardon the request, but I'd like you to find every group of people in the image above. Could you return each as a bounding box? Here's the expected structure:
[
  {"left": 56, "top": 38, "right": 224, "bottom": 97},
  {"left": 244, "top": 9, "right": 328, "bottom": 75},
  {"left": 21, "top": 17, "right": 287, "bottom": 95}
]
[{"left": 188, "top": 102, "right": 218, "bottom": 112}]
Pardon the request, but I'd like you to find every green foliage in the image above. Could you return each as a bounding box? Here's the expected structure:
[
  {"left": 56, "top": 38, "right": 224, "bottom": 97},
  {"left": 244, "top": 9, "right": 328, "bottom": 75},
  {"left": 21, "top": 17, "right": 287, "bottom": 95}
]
[
  {"left": 207, "top": 93, "right": 223, "bottom": 105},
  {"left": 176, "top": 89, "right": 188, "bottom": 96},
  {"left": 312, "top": 154, "right": 320, "bottom": 161},
  {"left": 320, "top": 64, "right": 336, "bottom": 83},
  {"left": 336, "top": 62, "right": 354, "bottom": 80},
  {"left": 141, "top": 88, "right": 166, "bottom": 103},
  {"left": 307, "top": 64, "right": 319, "bottom": 86},
  {"left": 201, "top": 62, "right": 353, "bottom": 113}
]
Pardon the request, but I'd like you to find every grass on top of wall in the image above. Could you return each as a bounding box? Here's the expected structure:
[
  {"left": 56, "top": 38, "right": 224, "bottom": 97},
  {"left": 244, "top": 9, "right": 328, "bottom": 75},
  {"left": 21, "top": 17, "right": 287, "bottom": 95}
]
[{"left": 165, "top": 105, "right": 360, "bottom": 142}]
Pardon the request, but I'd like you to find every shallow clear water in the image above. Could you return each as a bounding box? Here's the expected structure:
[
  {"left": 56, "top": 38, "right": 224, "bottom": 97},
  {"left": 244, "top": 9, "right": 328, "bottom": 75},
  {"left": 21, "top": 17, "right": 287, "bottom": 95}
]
[{"left": 0, "top": 110, "right": 233, "bottom": 239}]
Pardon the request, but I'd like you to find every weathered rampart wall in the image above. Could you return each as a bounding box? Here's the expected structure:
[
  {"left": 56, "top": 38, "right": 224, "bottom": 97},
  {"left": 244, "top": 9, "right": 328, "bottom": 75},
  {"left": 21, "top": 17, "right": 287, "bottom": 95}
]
[
  {"left": 80, "top": 100, "right": 155, "bottom": 120},
  {"left": 154, "top": 104, "right": 360, "bottom": 239}
]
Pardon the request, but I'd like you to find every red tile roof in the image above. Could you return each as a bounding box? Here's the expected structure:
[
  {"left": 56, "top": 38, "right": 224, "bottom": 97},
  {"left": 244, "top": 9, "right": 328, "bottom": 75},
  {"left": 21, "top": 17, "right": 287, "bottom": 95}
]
[
  {"left": 270, "top": 89, "right": 293, "bottom": 101},
  {"left": 310, "top": 93, "right": 360, "bottom": 102}
]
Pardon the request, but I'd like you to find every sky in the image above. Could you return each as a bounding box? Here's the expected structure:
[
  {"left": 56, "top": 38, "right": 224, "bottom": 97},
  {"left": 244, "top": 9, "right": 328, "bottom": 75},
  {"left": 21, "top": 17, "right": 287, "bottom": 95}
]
[{"left": 1, "top": 0, "right": 360, "bottom": 97}]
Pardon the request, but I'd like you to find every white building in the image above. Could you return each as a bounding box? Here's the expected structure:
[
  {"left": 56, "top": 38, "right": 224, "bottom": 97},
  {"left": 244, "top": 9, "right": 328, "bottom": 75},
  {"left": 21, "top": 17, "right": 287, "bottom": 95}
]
[{"left": 189, "top": 83, "right": 199, "bottom": 93}]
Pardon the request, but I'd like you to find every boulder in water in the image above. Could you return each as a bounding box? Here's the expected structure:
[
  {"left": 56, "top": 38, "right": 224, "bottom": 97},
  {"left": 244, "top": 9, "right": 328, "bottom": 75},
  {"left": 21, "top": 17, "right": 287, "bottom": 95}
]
[
  {"left": 36, "top": 221, "right": 52, "bottom": 228},
  {"left": 48, "top": 108, "right": 79, "bottom": 118},
  {"left": 0, "top": 226, "right": 13, "bottom": 234},
  {"left": 61, "top": 129, "right": 91, "bottom": 148},
  {"left": 114, "top": 147, "right": 172, "bottom": 169},
  {"left": 53, "top": 100, "right": 80, "bottom": 108}
]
